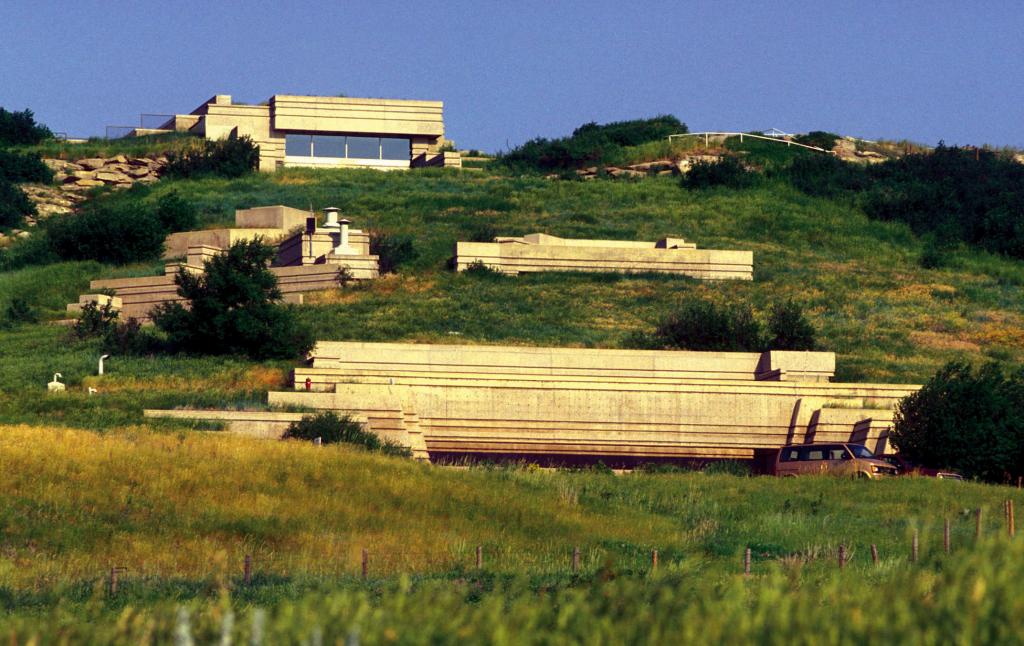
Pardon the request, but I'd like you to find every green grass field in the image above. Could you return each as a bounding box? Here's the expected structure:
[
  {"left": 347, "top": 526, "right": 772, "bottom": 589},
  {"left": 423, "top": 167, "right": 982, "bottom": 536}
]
[{"left": 2, "top": 164, "right": 1024, "bottom": 642}]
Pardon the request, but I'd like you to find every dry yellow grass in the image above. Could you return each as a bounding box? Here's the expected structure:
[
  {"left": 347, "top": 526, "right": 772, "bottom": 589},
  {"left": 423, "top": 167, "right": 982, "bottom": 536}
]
[{"left": 0, "top": 424, "right": 676, "bottom": 588}]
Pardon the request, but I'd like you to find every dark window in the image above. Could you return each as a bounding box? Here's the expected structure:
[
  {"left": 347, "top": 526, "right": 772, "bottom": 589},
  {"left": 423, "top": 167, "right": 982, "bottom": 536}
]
[
  {"left": 828, "top": 447, "right": 848, "bottom": 460},
  {"left": 381, "top": 137, "right": 410, "bottom": 160},
  {"left": 346, "top": 136, "right": 380, "bottom": 159},
  {"left": 780, "top": 448, "right": 800, "bottom": 462},
  {"left": 800, "top": 447, "right": 825, "bottom": 461},
  {"left": 313, "top": 135, "right": 346, "bottom": 158},
  {"left": 285, "top": 134, "right": 312, "bottom": 157},
  {"left": 848, "top": 445, "right": 875, "bottom": 459}
]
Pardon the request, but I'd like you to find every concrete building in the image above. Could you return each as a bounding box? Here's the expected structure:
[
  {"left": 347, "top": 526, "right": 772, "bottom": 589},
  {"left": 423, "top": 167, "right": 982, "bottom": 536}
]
[
  {"left": 152, "top": 94, "right": 461, "bottom": 172},
  {"left": 455, "top": 233, "right": 754, "bottom": 279},
  {"left": 68, "top": 206, "right": 379, "bottom": 321},
  {"left": 146, "top": 341, "right": 919, "bottom": 466}
]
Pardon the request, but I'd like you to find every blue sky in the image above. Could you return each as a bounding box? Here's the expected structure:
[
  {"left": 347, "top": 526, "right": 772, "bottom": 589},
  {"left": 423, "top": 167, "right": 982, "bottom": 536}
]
[{"left": 2, "top": 1, "right": 1021, "bottom": 151}]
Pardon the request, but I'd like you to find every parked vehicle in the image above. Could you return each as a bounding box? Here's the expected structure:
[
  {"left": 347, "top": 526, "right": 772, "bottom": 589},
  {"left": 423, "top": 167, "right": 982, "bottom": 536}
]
[
  {"left": 877, "top": 454, "right": 963, "bottom": 480},
  {"left": 773, "top": 442, "right": 898, "bottom": 479}
]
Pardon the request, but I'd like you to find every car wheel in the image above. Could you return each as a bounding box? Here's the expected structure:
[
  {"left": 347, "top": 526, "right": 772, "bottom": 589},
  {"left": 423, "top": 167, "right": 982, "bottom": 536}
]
[{"left": 857, "top": 472, "right": 871, "bottom": 479}]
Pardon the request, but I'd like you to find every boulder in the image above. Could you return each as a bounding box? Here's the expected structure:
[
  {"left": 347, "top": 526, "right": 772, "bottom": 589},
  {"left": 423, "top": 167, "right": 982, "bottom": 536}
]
[
  {"left": 127, "top": 167, "right": 152, "bottom": 178},
  {"left": 16, "top": 231, "right": 30, "bottom": 239},
  {"left": 95, "top": 171, "right": 133, "bottom": 183},
  {"left": 110, "top": 154, "right": 128, "bottom": 164},
  {"left": 42, "top": 159, "right": 68, "bottom": 171},
  {"left": 70, "top": 170, "right": 96, "bottom": 180},
  {"left": 77, "top": 158, "right": 106, "bottom": 170},
  {"left": 75, "top": 179, "right": 104, "bottom": 187}
]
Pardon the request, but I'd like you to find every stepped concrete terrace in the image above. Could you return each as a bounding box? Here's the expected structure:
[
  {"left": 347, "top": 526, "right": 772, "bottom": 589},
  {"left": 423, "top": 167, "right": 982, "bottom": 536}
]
[
  {"left": 68, "top": 206, "right": 379, "bottom": 321},
  {"left": 147, "top": 342, "right": 919, "bottom": 464},
  {"left": 455, "top": 233, "right": 753, "bottom": 279}
]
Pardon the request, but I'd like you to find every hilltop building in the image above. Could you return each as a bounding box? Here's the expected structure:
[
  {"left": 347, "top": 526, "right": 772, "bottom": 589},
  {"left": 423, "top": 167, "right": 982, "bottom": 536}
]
[{"left": 147, "top": 94, "right": 461, "bottom": 172}]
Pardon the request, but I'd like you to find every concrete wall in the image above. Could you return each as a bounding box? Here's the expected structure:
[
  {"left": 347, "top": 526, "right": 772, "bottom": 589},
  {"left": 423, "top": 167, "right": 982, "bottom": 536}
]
[
  {"left": 162, "top": 206, "right": 310, "bottom": 259},
  {"left": 455, "top": 234, "right": 753, "bottom": 279}
]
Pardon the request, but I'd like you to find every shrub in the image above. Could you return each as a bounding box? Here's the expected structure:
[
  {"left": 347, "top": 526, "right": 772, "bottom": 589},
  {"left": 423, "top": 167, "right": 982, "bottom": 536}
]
[
  {"left": 165, "top": 134, "right": 259, "bottom": 179},
  {"left": 891, "top": 362, "right": 1024, "bottom": 482},
  {"left": 0, "top": 107, "right": 52, "bottom": 146},
  {"left": 652, "top": 298, "right": 763, "bottom": 351},
  {"left": 793, "top": 131, "right": 841, "bottom": 151},
  {"left": 102, "top": 317, "right": 159, "bottom": 355},
  {"left": 0, "top": 177, "right": 35, "bottom": 227},
  {"left": 681, "top": 157, "right": 757, "bottom": 190},
  {"left": 46, "top": 203, "right": 165, "bottom": 264},
  {"left": 703, "top": 460, "right": 751, "bottom": 476},
  {"left": 0, "top": 149, "right": 53, "bottom": 183},
  {"left": 369, "top": 230, "right": 418, "bottom": 274},
  {"left": 0, "top": 232, "right": 57, "bottom": 271},
  {"left": 155, "top": 191, "right": 198, "bottom": 232},
  {"left": 766, "top": 300, "right": 816, "bottom": 350},
  {"left": 152, "top": 239, "right": 314, "bottom": 360},
  {"left": 1, "top": 296, "right": 38, "bottom": 328},
  {"left": 778, "top": 154, "right": 869, "bottom": 197},
  {"left": 463, "top": 260, "right": 504, "bottom": 278},
  {"left": 500, "top": 115, "right": 687, "bottom": 171},
  {"left": 282, "top": 411, "right": 412, "bottom": 457},
  {"left": 918, "top": 234, "right": 955, "bottom": 269},
  {"left": 71, "top": 300, "right": 119, "bottom": 340}
]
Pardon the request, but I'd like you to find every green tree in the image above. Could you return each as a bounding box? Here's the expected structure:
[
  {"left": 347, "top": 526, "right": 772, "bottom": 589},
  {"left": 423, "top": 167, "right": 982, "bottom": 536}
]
[
  {"left": 0, "top": 107, "right": 52, "bottom": 146},
  {"left": 653, "top": 298, "right": 763, "bottom": 352},
  {"left": 891, "top": 361, "right": 1024, "bottom": 482},
  {"left": 152, "top": 239, "right": 314, "bottom": 360},
  {"left": 766, "top": 300, "right": 816, "bottom": 350}
]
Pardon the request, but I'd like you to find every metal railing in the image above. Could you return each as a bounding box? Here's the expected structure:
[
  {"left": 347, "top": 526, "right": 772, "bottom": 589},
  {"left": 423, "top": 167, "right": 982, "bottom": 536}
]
[{"left": 667, "top": 131, "right": 835, "bottom": 154}]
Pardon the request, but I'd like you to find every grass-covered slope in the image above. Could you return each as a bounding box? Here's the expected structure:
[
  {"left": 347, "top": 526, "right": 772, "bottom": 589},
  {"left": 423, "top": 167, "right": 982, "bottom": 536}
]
[{"left": 2, "top": 424, "right": 1023, "bottom": 642}]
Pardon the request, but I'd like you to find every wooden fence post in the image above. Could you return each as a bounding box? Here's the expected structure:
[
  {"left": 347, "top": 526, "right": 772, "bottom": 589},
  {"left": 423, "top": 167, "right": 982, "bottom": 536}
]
[
  {"left": 572, "top": 546, "right": 580, "bottom": 574},
  {"left": 911, "top": 530, "right": 919, "bottom": 563},
  {"left": 361, "top": 549, "right": 368, "bottom": 580},
  {"left": 838, "top": 545, "right": 846, "bottom": 570},
  {"left": 651, "top": 549, "right": 658, "bottom": 572},
  {"left": 109, "top": 567, "right": 119, "bottom": 595},
  {"left": 870, "top": 544, "right": 879, "bottom": 566},
  {"left": 476, "top": 545, "right": 483, "bottom": 569},
  {"left": 744, "top": 547, "right": 751, "bottom": 577},
  {"left": 976, "top": 508, "right": 983, "bottom": 541},
  {"left": 1009, "top": 500, "right": 1016, "bottom": 538},
  {"left": 243, "top": 554, "right": 252, "bottom": 586},
  {"left": 944, "top": 518, "right": 951, "bottom": 554}
]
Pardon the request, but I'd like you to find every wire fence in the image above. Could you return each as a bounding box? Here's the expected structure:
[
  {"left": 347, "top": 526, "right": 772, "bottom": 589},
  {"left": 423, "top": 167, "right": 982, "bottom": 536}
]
[{"left": 668, "top": 131, "right": 835, "bottom": 154}]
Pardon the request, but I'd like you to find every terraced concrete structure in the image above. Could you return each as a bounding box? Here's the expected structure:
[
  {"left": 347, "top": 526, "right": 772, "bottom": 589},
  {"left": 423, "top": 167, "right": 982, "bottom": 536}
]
[
  {"left": 454, "top": 234, "right": 754, "bottom": 279},
  {"left": 149, "top": 342, "right": 918, "bottom": 464},
  {"left": 68, "top": 206, "right": 379, "bottom": 321},
  {"left": 152, "top": 94, "right": 461, "bottom": 172}
]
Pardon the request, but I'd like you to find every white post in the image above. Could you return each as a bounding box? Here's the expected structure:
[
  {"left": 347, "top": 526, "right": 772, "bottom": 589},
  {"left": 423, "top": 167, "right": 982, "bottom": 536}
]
[{"left": 98, "top": 354, "right": 110, "bottom": 376}]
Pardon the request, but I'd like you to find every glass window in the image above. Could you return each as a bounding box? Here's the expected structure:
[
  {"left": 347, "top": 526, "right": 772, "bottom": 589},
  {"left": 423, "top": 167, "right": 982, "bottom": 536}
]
[
  {"left": 313, "top": 135, "right": 346, "bottom": 158},
  {"left": 285, "top": 134, "right": 312, "bottom": 157},
  {"left": 801, "top": 448, "right": 825, "bottom": 461},
  {"left": 848, "top": 444, "right": 875, "bottom": 459},
  {"left": 381, "top": 137, "right": 410, "bottom": 160},
  {"left": 829, "top": 448, "right": 848, "bottom": 460},
  {"left": 346, "top": 136, "right": 380, "bottom": 159},
  {"left": 780, "top": 448, "right": 799, "bottom": 462}
]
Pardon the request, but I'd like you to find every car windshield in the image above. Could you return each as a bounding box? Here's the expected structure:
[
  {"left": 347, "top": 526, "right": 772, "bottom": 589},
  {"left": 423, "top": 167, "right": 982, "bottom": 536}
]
[{"left": 848, "top": 445, "right": 875, "bottom": 459}]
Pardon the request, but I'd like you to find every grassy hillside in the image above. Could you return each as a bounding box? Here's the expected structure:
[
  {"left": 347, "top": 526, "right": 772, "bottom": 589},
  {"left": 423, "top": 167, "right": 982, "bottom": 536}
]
[{"left": 1, "top": 425, "right": 1023, "bottom": 642}]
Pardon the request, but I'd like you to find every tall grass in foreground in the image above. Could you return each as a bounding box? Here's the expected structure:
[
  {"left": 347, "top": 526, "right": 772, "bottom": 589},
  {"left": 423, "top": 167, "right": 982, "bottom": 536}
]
[{"left": 3, "top": 540, "right": 1024, "bottom": 644}]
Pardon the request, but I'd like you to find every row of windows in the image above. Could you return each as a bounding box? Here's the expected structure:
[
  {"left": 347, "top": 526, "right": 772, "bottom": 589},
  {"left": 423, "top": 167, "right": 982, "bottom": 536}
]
[{"left": 285, "top": 134, "right": 410, "bottom": 160}]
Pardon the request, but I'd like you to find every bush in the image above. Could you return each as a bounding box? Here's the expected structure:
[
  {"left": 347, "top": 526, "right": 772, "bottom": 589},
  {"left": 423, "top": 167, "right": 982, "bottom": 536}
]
[
  {"left": 1, "top": 296, "right": 38, "bottom": 328},
  {"left": 891, "top": 361, "right": 1024, "bottom": 482},
  {"left": 282, "top": 411, "right": 412, "bottom": 457},
  {"left": 102, "top": 317, "right": 159, "bottom": 355},
  {"left": 155, "top": 191, "right": 198, "bottom": 232},
  {"left": 152, "top": 239, "right": 314, "bottom": 360},
  {"left": 369, "top": 230, "right": 418, "bottom": 274},
  {"left": 500, "top": 115, "right": 687, "bottom": 171},
  {"left": 793, "top": 131, "right": 841, "bottom": 151},
  {"left": 0, "top": 177, "right": 35, "bottom": 227},
  {"left": 0, "top": 232, "right": 57, "bottom": 271},
  {"left": 71, "top": 300, "right": 119, "bottom": 340},
  {"left": 652, "top": 298, "right": 763, "bottom": 352},
  {"left": 0, "top": 149, "right": 53, "bottom": 183},
  {"left": 778, "top": 154, "right": 869, "bottom": 198},
  {"left": 918, "top": 234, "right": 956, "bottom": 269},
  {"left": 46, "top": 203, "right": 165, "bottom": 265},
  {"left": 165, "top": 134, "right": 259, "bottom": 179},
  {"left": 702, "top": 460, "right": 751, "bottom": 476},
  {"left": 0, "top": 107, "right": 52, "bottom": 146},
  {"left": 681, "top": 157, "right": 757, "bottom": 190},
  {"left": 766, "top": 300, "right": 816, "bottom": 350}
]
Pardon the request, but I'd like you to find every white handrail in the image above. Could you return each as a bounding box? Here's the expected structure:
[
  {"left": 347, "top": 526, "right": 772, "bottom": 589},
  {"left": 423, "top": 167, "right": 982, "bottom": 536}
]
[{"left": 667, "top": 132, "right": 835, "bottom": 154}]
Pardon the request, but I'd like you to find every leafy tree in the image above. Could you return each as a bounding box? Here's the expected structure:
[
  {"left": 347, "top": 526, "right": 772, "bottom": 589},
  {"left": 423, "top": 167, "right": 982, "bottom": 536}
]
[
  {"left": 793, "top": 131, "right": 841, "bottom": 151},
  {"left": 0, "top": 107, "right": 52, "bottom": 146},
  {"left": 369, "top": 230, "right": 418, "bottom": 274},
  {"left": 766, "top": 300, "right": 816, "bottom": 350},
  {"left": 891, "top": 362, "right": 1024, "bottom": 482},
  {"left": 152, "top": 239, "right": 314, "bottom": 360},
  {"left": 282, "top": 411, "right": 412, "bottom": 457},
  {"left": 0, "top": 149, "right": 53, "bottom": 183}
]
